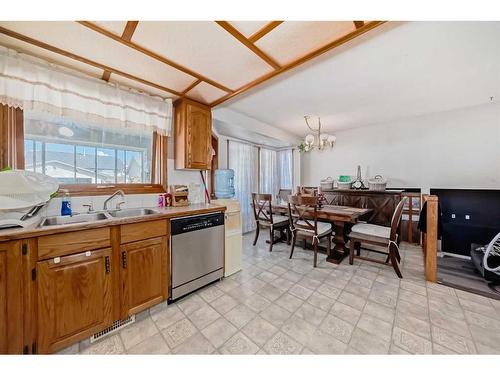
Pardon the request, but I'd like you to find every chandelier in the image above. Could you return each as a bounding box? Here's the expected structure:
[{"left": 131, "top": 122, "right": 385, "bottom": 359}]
[{"left": 299, "top": 115, "right": 336, "bottom": 152}]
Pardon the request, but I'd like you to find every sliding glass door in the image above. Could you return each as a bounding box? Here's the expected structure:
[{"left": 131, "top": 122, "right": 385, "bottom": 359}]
[
  {"left": 259, "top": 148, "right": 279, "bottom": 196},
  {"left": 228, "top": 141, "right": 258, "bottom": 233}
]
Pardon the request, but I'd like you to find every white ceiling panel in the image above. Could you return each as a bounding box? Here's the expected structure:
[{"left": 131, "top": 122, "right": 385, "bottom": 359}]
[
  {"left": 92, "top": 21, "right": 127, "bottom": 36},
  {"left": 132, "top": 21, "right": 273, "bottom": 90},
  {"left": 228, "top": 21, "right": 269, "bottom": 38},
  {"left": 185, "top": 82, "right": 227, "bottom": 104},
  {"left": 0, "top": 21, "right": 195, "bottom": 94},
  {"left": 256, "top": 21, "right": 355, "bottom": 65},
  {"left": 0, "top": 34, "right": 104, "bottom": 79}
]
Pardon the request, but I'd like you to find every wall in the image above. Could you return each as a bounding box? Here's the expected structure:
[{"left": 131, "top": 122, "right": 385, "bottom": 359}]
[{"left": 301, "top": 103, "right": 500, "bottom": 193}]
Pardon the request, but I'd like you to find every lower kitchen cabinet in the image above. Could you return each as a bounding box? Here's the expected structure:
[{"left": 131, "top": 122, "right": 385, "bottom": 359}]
[
  {"left": 37, "top": 247, "right": 113, "bottom": 354},
  {"left": 120, "top": 236, "right": 168, "bottom": 316},
  {"left": 0, "top": 241, "right": 23, "bottom": 354}
]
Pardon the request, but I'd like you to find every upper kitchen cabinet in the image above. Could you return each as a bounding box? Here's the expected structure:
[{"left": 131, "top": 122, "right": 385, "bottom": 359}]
[{"left": 174, "top": 98, "right": 212, "bottom": 170}]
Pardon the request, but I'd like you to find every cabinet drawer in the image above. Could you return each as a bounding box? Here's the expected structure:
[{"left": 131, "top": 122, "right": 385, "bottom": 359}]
[
  {"left": 120, "top": 220, "right": 167, "bottom": 244},
  {"left": 37, "top": 228, "right": 111, "bottom": 260}
]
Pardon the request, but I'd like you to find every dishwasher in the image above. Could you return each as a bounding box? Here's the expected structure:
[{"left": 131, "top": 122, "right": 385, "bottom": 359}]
[{"left": 170, "top": 212, "right": 225, "bottom": 301}]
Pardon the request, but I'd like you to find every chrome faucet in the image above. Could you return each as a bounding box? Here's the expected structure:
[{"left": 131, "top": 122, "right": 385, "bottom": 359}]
[{"left": 103, "top": 190, "right": 125, "bottom": 211}]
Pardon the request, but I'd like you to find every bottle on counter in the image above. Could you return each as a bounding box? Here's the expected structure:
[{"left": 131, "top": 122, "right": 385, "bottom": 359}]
[{"left": 60, "top": 189, "right": 72, "bottom": 216}]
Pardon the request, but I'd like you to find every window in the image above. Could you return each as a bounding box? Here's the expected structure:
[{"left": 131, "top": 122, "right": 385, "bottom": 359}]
[
  {"left": 259, "top": 148, "right": 279, "bottom": 196},
  {"left": 23, "top": 111, "right": 153, "bottom": 186},
  {"left": 277, "top": 149, "right": 293, "bottom": 190}
]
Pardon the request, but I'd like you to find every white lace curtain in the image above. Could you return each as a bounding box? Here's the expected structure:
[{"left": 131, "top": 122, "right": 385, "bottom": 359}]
[
  {"left": 228, "top": 140, "right": 258, "bottom": 233},
  {"left": 260, "top": 148, "right": 279, "bottom": 197},
  {"left": 277, "top": 149, "right": 293, "bottom": 190},
  {"left": 0, "top": 46, "right": 172, "bottom": 135}
]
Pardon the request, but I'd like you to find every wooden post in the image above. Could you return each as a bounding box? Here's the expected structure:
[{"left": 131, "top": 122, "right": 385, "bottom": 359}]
[{"left": 425, "top": 195, "right": 438, "bottom": 282}]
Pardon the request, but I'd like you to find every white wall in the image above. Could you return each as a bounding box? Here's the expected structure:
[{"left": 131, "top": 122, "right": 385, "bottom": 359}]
[{"left": 301, "top": 103, "right": 500, "bottom": 193}]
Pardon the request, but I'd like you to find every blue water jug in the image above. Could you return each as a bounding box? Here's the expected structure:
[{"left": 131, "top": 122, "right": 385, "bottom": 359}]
[{"left": 215, "top": 169, "right": 235, "bottom": 199}]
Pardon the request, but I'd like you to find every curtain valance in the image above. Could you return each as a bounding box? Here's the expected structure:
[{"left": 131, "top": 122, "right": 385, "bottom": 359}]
[{"left": 0, "top": 46, "right": 172, "bottom": 136}]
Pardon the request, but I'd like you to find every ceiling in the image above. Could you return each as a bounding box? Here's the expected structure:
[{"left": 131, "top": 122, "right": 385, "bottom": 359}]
[
  {"left": 220, "top": 21, "right": 500, "bottom": 137},
  {"left": 0, "top": 20, "right": 380, "bottom": 106}
]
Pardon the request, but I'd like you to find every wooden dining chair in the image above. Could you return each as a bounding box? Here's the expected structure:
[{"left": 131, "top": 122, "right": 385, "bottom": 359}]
[
  {"left": 252, "top": 193, "right": 290, "bottom": 252},
  {"left": 348, "top": 197, "right": 408, "bottom": 278},
  {"left": 287, "top": 195, "right": 333, "bottom": 268}
]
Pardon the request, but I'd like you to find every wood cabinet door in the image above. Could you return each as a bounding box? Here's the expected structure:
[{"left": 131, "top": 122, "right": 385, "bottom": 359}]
[
  {"left": 186, "top": 103, "right": 211, "bottom": 169},
  {"left": 120, "top": 237, "right": 168, "bottom": 317},
  {"left": 37, "top": 248, "right": 113, "bottom": 354},
  {"left": 0, "top": 241, "right": 23, "bottom": 354}
]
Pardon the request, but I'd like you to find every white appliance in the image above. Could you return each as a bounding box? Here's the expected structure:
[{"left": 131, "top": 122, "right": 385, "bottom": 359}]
[{"left": 212, "top": 199, "right": 242, "bottom": 276}]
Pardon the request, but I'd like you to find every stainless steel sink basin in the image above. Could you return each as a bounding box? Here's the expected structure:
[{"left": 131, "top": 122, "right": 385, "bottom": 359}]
[
  {"left": 107, "top": 208, "right": 158, "bottom": 218},
  {"left": 40, "top": 212, "right": 110, "bottom": 227}
]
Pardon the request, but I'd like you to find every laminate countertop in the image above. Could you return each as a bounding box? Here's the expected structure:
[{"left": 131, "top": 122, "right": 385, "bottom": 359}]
[{"left": 0, "top": 203, "right": 226, "bottom": 243}]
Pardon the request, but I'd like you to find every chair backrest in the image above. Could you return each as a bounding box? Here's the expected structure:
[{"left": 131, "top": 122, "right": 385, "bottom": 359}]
[
  {"left": 252, "top": 193, "right": 274, "bottom": 224},
  {"left": 287, "top": 195, "right": 319, "bottom": 235},
  {"left": 390, "top": 197, "right": 408, "bottom": 241},
  {"left": 278, "top": 189, "right": 292, "bottom": 202}
]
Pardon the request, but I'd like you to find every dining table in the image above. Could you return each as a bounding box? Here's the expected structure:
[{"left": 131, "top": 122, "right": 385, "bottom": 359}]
[{"left": 271, "top": 202, "right": 372, "bottom": 264}]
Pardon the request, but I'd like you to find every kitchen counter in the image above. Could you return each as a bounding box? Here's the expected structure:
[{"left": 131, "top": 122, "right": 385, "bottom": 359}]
[{"left": 0, "top": 203, "right": 226, "bottom": 243}]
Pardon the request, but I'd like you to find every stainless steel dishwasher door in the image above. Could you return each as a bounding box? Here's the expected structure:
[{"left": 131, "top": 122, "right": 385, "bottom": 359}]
[{"left": 170, "top": 217, "right": 224, "bottom": 300}]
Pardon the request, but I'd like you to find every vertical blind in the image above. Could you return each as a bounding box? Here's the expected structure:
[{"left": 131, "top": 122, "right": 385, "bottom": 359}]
[{"left": 259, "top": 148, "right": 279, "bottom": 196}]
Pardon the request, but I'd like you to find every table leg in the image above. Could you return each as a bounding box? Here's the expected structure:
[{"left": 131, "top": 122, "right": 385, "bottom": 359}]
[{"left": 326, "top": 221, "right": 349, "bottom": 264}]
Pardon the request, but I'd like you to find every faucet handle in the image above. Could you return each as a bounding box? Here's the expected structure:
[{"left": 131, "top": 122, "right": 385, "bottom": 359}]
[
  {"left": 82, "top": 204, "right": 94, "bottom": 213},
  {"left": 116, "top": 201, "right": 126, "bottom": 210}
]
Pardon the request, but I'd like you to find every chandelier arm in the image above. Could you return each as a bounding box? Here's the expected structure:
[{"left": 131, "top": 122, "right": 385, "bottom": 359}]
[{"left": 304, "top": 116, "right": 320, "bottom": 133}]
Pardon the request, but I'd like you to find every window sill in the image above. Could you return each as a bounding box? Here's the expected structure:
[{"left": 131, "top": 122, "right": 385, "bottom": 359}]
[{"left": 56, "top": 184, "right": 166, "bottom": 197}]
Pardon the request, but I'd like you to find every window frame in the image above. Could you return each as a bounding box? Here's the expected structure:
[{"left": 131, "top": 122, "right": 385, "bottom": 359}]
[{"left": 18, "top": 109, "right": 167, "bottom": 196}]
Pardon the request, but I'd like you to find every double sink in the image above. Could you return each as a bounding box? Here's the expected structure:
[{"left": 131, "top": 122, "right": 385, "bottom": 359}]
[{"left": 39, "top": 208, "right": 159, "bottom": 227}]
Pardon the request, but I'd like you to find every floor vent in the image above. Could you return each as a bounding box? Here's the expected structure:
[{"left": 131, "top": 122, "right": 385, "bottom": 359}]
[{"left": 90, "top": 315, "right": 135, "bottom": 343}]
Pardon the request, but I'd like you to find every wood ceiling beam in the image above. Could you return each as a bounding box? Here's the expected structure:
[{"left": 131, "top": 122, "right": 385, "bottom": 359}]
[
  {"left": 181, "top": 79, "right": 201, "bottom": 95},
  {"left": 248, "top": 21, "right": 283, "bottom": 43},
  {"left": 353, "top": 21, "right": 365, "bottom": 29},
  {"left": 0, "top": 26, "right": 183, "bottom": 97},
  {"left": 210, "top": 21, "right": 386, "bottom": 107},
  {"left": 215, "top": 21, "right": 281, "bottom": 70},
  {"left": 101, "top": 21, "right": 139, "bottom": 82},
  {"left": 77, "top": 21, "right": 234, "bottom": 93}
]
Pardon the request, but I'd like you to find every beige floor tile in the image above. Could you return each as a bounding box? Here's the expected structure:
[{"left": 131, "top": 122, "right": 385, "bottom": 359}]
[
  {"left": 219, "top": 332, "right": 260, "bottom": 354},
  {"left": 316, "top": 283, "right": 343, "bottom": 300},
  {"left": 476, "top": 342, "right": 500, "bottom": 354},
  {"left": 258, "top": 284, "right": 285, "bottom": 301},
  {"left": 150, "top": 304, "right": 185, "bottom": 330},
  {"left": 330, "top": 301, "right": 362, "bottom": 325},
  {"left": 189, "top": 304, "right": 221, "bottom": 330},
  {"left": 200, "top": 318, "right": 238, "bottom": 348},
  {"left": 275, "top": 292, "right": 304, "bottom": 313},
  {"left": 307, "top": 291, "right": 336, "bottom": 312},
  {"left": 468, "top": 323, "right": 500, "bottom": 348},
  {"left": 80, "top": 335, "right": 125, "bottom": 354},
  {"left": 350, "top": 275, "right": 374, "bottom": 289},
  {"left": 356, "top": 314, "right": 393, "bottom": 342},
  {"left": 269, "top": 265, "right": 288, "bottom": 276},
  {"left": 256, "top": 270, "right": 279, "bottom": 283},
  {"left": 217, "top": 278, "right": 240, "bottom": 293},
  {"left": 294, "top": 303, "right": 328, "bottom": 326},
  {"left": 399, "top": 280, "right": 426, "bottom": 296},
  {"left": 171, "top": 333, "right": 215, "bottom": 354},
  {"left": 389, "top": 344, "right": 410, "bottom": 354},
  {"left": 282, "top": 270, "right": 303, "bottom": 283},
  {"left": 288, "top": 284, "right": 314, "bottom": 300},
  {"left": 281, "top": 315, "right": 317, "bottom": 345},
  {"left": 459, "top": 297, "right": 499, "bottom": 319},
  {"left": 198, "top": 285, "right": 225, "bottom": 303},
  {"left": 273, "top": 277, "right": 295, "bottom": 292},
  {"left": 396, "top": 299, "right": 429, "bottom": 319},
  {"left": 241, "top": 316, "right": 278, "bottom": 347},
  {"left": 429, "top": 308, "right": 472, "bottom": 339},
  {"left": 297, "top": 276, "right": 323, "bottom": 290},
  {"left": 305, "top": 329, "right": 347, "bottom": 354},
  {"left": 394, "top": 313, "right": 431, "bottom": 340},
  {"left": 224, "top": 304, "right": 257, "bottom": 328},
  {"left": 392, "top": 327, "right": 432, "bottom": 354},
  {"left": 260, "top": 303, "right": 292, "bottom": 326},
  {"left": 161, "top": 318, "right": 198, "bottom": 348},
  {"left": 363, "top": 300, "right": 395, "bottom": 324},
  {"left": 320, "top": 314, "right": 355, "bottom": 344},
  {"left": 243, "top": 293, "right": 272, "bottom": 313},
  {"left": 431, "top": 326, "right": 477, "bottom": 354},
  {"left": 127, "top": 333, "right": 170, "bottom": 354},
  {"left": 177, "top": 294, "right": 207, "bottom": 315},
  {"left": 210, "top": 293, "right": 239, "bottom": 315},
  {"left": 464, "top": 309, "right": 500, "bottom": 332},
  {"left": 120, "top": 316, "right": 159, "bottom": 350},
  {"left": 398, "top": 289, "right": 428, "bottom": 306},
  {"left": 349, "top": 327, "right": 390, "bottom": 354},
  {"left": 337, "top": 290, "right": 367, "bottom": 311},
  {"left": 227, "top": 286, "right": 256, "bottom": 303},
  {"left": 368, "top": 288, "right": 398, "bottom": 308},
  {"left": 428, "top": 289, "right": 460, "bottom": 307},
  {"left": 263, "top": 332, "right": 302, "bottom": 354}
]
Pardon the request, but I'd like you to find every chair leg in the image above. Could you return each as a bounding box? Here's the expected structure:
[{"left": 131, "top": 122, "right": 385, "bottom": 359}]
[
  {"left": 303, "top": 238, "right": 307, "bottom": 249},
  {"left": 313, "top": 239, "right": 318, "bottom": 268},
  {"left": 253, "top": 225, "right": 260, "bottom": 246},
  {"left": 326, "top": 234, "right": 331, "bottom": 258},
  {"left": 269, "top": 227, "right": 274, "bottom": 252},
  {"left": 389, "top": 242, "right": 403, "bottom": 278},
  {"left": 394, "top": 244, "right": 401, "bottom": 262},
  {"left": 289, "top": 233, "right": 296, "bottom": 259},
  {"left": 355, "top": 242, "right": 361, "bottom": 256},
  {"left": 349, "top": 240, "right": 355, "bottom": 265},
  {"left": 286, "top": 228, "right": 291, "bottom": 245}
]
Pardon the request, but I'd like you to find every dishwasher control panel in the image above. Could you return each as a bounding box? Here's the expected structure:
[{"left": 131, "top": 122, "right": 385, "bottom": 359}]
[{"left": 171, "top": 212, "right": 225, "bottom": 235}]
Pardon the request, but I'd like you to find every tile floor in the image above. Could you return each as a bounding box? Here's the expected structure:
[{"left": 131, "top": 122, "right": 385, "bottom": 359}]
[{"left": 65, "top": 232, "right": 500, "bottom": 355}]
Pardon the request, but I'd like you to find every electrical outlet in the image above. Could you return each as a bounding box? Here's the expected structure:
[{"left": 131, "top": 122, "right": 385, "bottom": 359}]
[
  {"left": 451, "top": 214, "right": 456, "bottom": 219},
  {"left": 465, "top": 215, "right": 470, "bottom": 220}
]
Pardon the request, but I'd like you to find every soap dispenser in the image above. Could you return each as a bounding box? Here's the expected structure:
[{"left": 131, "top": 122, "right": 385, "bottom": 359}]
[{"left": 60, "top": 189, "right": 72, "bottom": 216}]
